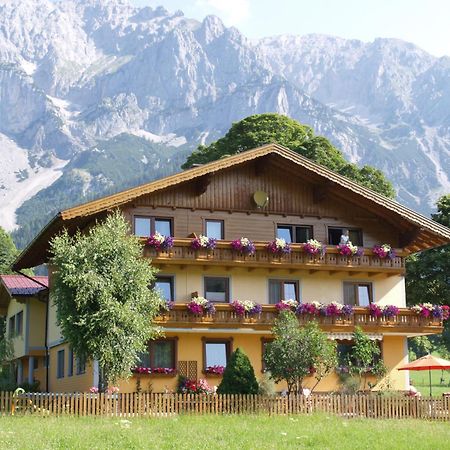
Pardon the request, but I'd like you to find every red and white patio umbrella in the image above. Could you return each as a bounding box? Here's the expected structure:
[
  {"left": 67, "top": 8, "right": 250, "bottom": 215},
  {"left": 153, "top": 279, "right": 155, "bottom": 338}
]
[{"left": 398, "top": 354, "right": 450, "bottom": 397}]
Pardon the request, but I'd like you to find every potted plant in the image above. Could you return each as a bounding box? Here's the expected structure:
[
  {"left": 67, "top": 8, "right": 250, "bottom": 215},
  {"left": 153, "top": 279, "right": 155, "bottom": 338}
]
[
  {"left": 230, "top": 238, "right": 256, "bottom": 258},
  {"left": 191, "top": 235, "right": 216, "bottom": 258},
  {"left": 230, "top": 300, "right": 262, "bottom": 320},
  {"left": 266, "top": 238, "right": 291, "bottom": 259},
  {"left": 146, "top": 232, "right": 174, "bottom": 254},
  {"left": 303, "top": 239, "right": 326, "bottom": 258}
]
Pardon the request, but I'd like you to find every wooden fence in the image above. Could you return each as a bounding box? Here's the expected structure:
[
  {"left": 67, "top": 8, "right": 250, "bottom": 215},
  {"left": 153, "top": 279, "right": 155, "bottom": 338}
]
[{"left": 1, "top": 392, "right": 449, "bottom": 420}]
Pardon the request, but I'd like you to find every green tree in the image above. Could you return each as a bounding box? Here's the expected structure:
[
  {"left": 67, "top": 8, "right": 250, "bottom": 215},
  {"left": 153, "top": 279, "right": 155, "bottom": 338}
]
[
  {"left": 50, "top": 210, "right": 164, "bottom": 386},
  {"left": 264, "top": 312, "right": 336, "bottom": 394},
  {"left": 217, "top": 348, "right": 259, "bottom": 394},
  {"left": 406, "top": 194, "right": 450, "bottom": 355},
  {"left": 182, "top": 114, "right": 395, "bottom": 198},
  {"left": 409, "top": 336, "right": 433, "bottom": 359},
  {"left": 346, "top": 327, "right": 385, "bottom": 390},
  {"left": 0, "top": 227, "right": 18, "bottom": 274},
  {"left": 0, "top": 319, "right": 15, "bottom": 391},
  {"left": 406, "top": 194, "right": 450, "bottom": 306}
]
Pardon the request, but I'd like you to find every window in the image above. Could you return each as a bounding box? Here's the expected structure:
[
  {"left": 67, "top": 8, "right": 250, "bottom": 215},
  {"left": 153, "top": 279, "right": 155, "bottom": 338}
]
[
  {"left": 44, "top": 355, "right": 50, "bottom": 369},
  {"left": 328, "top": 227, "right": 363, "bottom": 246},
  {"left": 155, "top": 218, "right": 172, "bottom": 236},
  {"left": 138, "top": 339, "right": 177, "bottom": 369},
  {"left": 205, "top": 220, "right": 224, "bottom": 240},
  {"left": 154, "top": 276, "right": 174, "bottom": 301},
  {"left": 336, "top": 342, "right": 353, "bottom": 367},
  {"left": 15, "top": 311, "right": 23, "bottom": 336},
  {"left": 203, "top": 338, "right": 232, "bottom": 371},
  {"left": 152, "top": 340, "right": 176, "bottom": 369},
  {"left": 134, "top": 216, "right": 151, "bottom": 237},
  {"left": 133, "top": 216, "right": 173, "bottom": 237},
  {"left": 336, "top": 341, "right": 382, "bottom": 367},
  {"left": 76, "top": 356, "right": 86, "bottom": 375},
  {"left": 68, "top": 348, "right": 74, "bottom": 377},
  {"left": 261, "top": 338, "right": 274, "bottom": 372},
  {"left": 276, "top": 225, "right": 313, "bottom": 243},
  {"left": 343, "top": 282, "right": 373, "bottom": 306},
  {"left": 204, "top": 277, "right": 230, "bottom": 302},
  {"left": 8, "top": 316, "right": 15, "bottom": 338},
  {"left": 57, "top": 350, "right": 65, "bottom": 379},
  {"left": 268, "top": 280, "right": 299, "bottom": 304}
]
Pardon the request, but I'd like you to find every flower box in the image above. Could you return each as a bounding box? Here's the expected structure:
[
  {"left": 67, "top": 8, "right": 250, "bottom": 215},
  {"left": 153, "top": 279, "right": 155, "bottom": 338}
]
[
  {"left": 230, "top": 238, "right": 256, "bottom": 256},
  {"left": 132, "top": 367, "right": 177, "bottom": 377},
  {"left": 204, "top": 365, "right": 225, "bottom": 376}
]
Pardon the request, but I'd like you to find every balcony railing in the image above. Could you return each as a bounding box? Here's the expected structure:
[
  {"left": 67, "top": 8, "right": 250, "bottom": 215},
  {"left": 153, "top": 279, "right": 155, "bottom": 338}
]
[
  {"left": 155, "top": 304, "right": 443, "bottom": 334},
  {"left": 143, "top": 239, "right": 406, "bottom": 274}
]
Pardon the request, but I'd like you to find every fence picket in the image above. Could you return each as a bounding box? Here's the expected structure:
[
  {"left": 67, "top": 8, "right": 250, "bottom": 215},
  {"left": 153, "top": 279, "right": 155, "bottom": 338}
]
[{"left": 0, "top": 391, "right": 448, "bottom": 420}]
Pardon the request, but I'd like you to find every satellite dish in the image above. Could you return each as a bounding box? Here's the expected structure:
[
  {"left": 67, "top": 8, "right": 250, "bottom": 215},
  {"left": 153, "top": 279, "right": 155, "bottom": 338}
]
[{"left": 253, "top": 191, "right": 269, "bottom": 208}]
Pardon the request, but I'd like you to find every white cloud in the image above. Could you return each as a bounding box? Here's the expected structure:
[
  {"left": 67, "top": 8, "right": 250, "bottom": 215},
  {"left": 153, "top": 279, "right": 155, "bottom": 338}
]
[{"left": 196, "top": 0, "right": 250, "bottom": 25}]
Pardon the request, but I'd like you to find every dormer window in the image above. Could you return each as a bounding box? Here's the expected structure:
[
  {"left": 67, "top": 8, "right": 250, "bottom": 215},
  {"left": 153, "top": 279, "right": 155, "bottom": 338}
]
[{"left": 134, "top": 216, "right": 173, "bottom": 237}]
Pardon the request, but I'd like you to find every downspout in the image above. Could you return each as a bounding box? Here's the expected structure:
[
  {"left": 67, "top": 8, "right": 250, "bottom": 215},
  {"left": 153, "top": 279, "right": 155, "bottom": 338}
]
[{"left": 14, "top": 270, "right": 50, "bottom": 392}]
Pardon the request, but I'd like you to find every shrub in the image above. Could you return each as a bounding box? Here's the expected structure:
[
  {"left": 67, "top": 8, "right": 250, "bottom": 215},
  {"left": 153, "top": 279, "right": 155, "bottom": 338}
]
[
  {"left": 217, "top": 348, "right": 259, "bottom": 394},
  {"left": 258, "top": 372, "right": 276, "bottom": 396}
]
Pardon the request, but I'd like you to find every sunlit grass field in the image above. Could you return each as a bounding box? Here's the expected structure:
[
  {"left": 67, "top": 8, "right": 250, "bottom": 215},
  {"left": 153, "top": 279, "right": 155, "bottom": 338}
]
[
  {"left": 0, "top": 414, "right": 449, "bottom": 450},
  {"left": 409, "top": 368, "right": 450, "bottom": 397}
]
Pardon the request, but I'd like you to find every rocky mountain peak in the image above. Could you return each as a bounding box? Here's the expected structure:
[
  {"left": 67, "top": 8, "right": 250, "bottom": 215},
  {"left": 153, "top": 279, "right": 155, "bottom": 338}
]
[{"left": 0, "top": 0, "right": 449, "bottom": 238}]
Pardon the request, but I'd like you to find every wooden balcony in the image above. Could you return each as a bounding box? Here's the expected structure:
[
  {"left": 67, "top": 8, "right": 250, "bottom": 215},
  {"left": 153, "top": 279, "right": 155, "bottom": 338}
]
[
  {"left": 144, "top": 239, "right": 406, "bottom": 275},
  {"left": 155, "top": 304, "right": 444, "bottom": 335}
]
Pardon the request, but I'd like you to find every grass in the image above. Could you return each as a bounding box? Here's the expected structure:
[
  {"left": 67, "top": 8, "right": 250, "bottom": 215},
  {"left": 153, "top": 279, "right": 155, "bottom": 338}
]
[
  {"left": 409, "top": 368, "right": 450, "bottom": 397},
  {"left": 0, "top": 414, "right": 449, "bottom": 449}
]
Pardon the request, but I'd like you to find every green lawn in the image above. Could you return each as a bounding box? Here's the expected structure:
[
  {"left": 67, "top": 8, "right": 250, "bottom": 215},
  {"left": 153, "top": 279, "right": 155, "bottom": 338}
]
[
  {"left": 409, "top": 368, "right": 450, "bottom": 397},
  {"left": 0, "top": 414, "right": 449, "bottom": 449}
]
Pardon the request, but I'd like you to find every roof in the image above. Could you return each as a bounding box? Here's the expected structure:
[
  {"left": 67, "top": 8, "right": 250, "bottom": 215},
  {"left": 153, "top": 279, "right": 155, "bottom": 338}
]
[
  {"left": 0, "top": 275, "right": 48, "bottom": 296},
  {"left": 13, "top": 143, "right": 450, "bottom": 270}
]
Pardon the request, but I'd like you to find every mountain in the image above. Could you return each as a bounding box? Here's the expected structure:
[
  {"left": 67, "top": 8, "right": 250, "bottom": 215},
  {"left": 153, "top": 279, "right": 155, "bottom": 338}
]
[{"left": 0, "top": 0, "right": 449, "bottom": 247}]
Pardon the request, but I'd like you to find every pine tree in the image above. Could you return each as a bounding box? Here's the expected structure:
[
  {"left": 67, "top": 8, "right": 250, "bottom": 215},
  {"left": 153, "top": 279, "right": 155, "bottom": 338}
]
[{"left": 217, "top": 348, "right": 259, "bottom": 394}]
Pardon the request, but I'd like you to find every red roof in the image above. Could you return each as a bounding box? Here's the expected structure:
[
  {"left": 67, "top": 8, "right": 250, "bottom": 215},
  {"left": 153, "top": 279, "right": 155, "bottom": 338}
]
[{"left": 0, "top": 275, "right": 48, "bottom": 296}]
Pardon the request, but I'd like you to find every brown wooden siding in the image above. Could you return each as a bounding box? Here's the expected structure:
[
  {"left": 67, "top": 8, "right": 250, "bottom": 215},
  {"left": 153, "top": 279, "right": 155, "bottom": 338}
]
[{"left": 122, "top": 164, "right": 399, "bottom": 246}]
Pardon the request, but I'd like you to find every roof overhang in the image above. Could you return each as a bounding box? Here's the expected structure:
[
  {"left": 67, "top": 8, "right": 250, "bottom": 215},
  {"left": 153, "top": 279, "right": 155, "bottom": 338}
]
[{"left": 12, "top": 144, "right": 450, "bottom": 270}]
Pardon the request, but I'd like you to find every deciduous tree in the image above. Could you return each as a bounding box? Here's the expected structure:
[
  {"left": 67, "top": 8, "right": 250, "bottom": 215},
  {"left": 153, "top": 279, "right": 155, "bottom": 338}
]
[
  {"left": 264, "top": 312, "right": 336, "bottom": 394},
  {"left": 406, "top": 194, "right": 450, "bottom": 356},
  {"left": 50, "top": 210, "right": 164, "bottom": 386},
  {"left": 0, "top": 227, "right": 17, "bottom": 274},
  {"left": 182, "top": 114, "right": 395, "bottom": 198}
]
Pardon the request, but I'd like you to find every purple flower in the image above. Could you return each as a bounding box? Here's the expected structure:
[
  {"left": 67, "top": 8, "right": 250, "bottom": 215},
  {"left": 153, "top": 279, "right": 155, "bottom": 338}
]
[
  {"left": 250, "top": 303, "right": 263, "bottom": 315},
  {"left": 187, "top": 303, "right": 203, "bottom": 315},
  {"left": 303, "top": 239, "right": 326, "bottom": 256},
  {"left": 266, "top": 239, "right": 291, "bottom": 255},
  {"left": 372, "top": 244, "right": 396, "bottom": 260},
  {"left": 230, "top": 238, "right": 256, "bottom": 255},
  {"left": 383, "top": 305, "right": 399, "bottom": 318},
  {"left": 296, "top": 302, "right": 321, "bottom": 315},
  {"left": 369, "top": 303, "right": 383, "bottom": 317},
  {"left": 191, "top": 235, "right": 217, "bottom": 250},
  {"left": 146, "top": 233, "right": 174, "bottom": 251},
  {"left": 341, "top": 304, "right": 354, "bottom": 316},
  {"left": 432, "top": 306, "right": 444, "bottom": 319}
]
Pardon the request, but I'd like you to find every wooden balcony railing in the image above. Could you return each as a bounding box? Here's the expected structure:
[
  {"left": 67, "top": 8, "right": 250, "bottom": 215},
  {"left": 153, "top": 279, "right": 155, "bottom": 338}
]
[
  {"left": 144, "top": 239, "right": 406, "bottom": 274},
  {"left": 155, "top": 304, "right": 443, "bottom": 334}
]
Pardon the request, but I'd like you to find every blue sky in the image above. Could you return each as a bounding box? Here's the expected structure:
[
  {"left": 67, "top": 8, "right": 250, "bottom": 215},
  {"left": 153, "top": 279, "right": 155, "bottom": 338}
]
[{"left": 132, "top": 0, "right": 450, "bottom": 57}]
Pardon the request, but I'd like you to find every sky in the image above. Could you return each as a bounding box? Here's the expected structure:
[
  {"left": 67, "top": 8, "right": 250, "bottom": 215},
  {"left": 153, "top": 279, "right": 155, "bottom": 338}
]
[{"left": 132, "top": 0, "right": 450, "bottom": 57}]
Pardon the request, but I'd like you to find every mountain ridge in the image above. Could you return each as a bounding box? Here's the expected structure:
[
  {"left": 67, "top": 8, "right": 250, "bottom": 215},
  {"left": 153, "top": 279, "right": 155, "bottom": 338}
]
[{"left": 0, "top": 0, "right": 449, "bottom": 244}]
